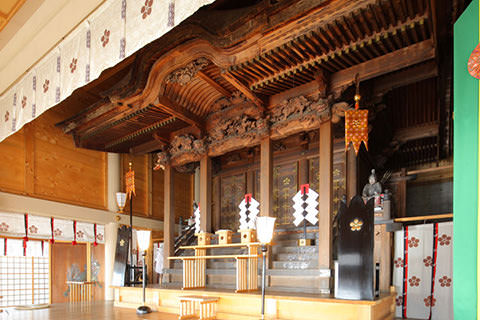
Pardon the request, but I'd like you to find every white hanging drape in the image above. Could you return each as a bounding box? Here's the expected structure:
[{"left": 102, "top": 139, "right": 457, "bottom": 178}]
[
  {"left": 0, "top": 0, "right": 215, "bottom": 143},
  {"left": 393, "top": 222, "right": 453, "bottom": 319}
]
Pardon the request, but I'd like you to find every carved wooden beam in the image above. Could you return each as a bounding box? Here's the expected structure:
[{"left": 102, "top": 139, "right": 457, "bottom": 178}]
[
  {"left": 220, "top": 71, "right": 265, "bottom": 110},
  {"left": 393, "top": 123, "right": 439, "bottom": 144},
  {"left": 129, "top": 139, "right": 167, "bottom": 155},
  {"left": 154, "top": 95, "right": 205, "bottom": 131},
  {"left": 330, "top": 39, "right": 436, "bottom": 94},
  {"left": 197, "top": 71, "right": 231, "bottom": 97},
  {"left": 372, "top": 60, "right": 438, "bottom": 97}
]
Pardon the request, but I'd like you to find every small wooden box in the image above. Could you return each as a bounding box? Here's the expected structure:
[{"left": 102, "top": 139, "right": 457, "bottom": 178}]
[
  {"left": 215, "top": 230, "right": 233, "bottom": 244},
  {"left": 298, "top": 239, "right": 313, "bottom": 246},
  {"left": 196, "top": 232, "right": 213, "bottom": 245},
  {"left": 239, "top": 229, "right": 257, "bottom": 243}
]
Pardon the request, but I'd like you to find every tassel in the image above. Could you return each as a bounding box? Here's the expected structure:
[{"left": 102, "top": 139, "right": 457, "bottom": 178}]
[
  {"left": 50, "top": 218, "right": 55, "bottom": 244},
  {"left": 93, "top": 224, "right": 98, "bottom": 247},
  {"left": 72, "top": 220, "right": 77, "bottom": 245}
]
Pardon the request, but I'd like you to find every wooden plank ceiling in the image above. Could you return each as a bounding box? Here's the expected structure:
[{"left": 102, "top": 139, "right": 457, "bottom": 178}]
[{"left": 56, "top": 0, "right": 442, "bottom": 159}]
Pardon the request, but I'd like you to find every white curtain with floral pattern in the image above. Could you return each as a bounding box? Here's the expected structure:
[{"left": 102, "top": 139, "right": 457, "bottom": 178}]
[
  {"left": 393, "top": 222, "right": 453, "bottom": 320},
  {"left": 0, "top": 0, "right": 215, "bottom": 143}
]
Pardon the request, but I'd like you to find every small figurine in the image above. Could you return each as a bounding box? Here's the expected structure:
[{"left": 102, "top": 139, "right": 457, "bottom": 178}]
[{"left": 362, "top": 169, "right": 382, "bottom": 202}]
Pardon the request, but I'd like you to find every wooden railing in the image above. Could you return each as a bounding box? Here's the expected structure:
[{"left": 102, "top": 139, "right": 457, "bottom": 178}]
[{"left": 66, "top": 281, "right": 95, "bottom": 303}]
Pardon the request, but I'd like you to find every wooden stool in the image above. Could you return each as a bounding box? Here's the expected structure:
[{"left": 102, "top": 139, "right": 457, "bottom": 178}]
[{"left": 179, "top": 296, "right": 219, "bottom": 320}]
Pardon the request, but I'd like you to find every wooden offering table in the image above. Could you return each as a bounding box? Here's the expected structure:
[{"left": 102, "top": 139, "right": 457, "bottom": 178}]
[{"left": 168, "top": 243, "right": 261, "bottom": 292}]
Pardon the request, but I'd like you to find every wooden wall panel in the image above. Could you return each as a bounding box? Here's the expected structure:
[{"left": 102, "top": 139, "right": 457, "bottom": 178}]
[
  {"left": 0, "top": 128, "right": 25, "bottom": 193},
  {"left": 33, "top": 110, "right": 107, "bottom": 209},
  {"left": 122, "top": 154, "right": 149, "bottom": 217},
  {"left": 0, "top": 108, "right": 108, "bottom": 210},
  {"left": 152, "top": 168, "right": 165, "bottom": 220}
]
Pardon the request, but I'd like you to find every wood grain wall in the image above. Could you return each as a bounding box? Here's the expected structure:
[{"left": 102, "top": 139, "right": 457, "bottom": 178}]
[
  {"left": 121, "top": 154, "right": 194, "bottom": 222},
  {"left": 0, "top": 108, "right": 107, "bottom": 210}
]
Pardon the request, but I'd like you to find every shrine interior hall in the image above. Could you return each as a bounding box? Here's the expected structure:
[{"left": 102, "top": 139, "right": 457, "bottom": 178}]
[{"left": 0, "top": 0, "right": 478, "bottom": 319}]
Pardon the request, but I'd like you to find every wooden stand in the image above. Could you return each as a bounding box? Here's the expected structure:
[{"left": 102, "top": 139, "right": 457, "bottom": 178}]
[
  {"left": 179, "top": 295, "right": 219, "bottom": 320},
  {"left": 196, "top": 232, "right": 212, "bottom": 246}
]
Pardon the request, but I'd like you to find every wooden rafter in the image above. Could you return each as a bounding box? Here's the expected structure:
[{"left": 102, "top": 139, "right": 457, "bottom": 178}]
[
  {"left": 129, "top": 139, "right": 167, "bottom": 155},
  {"left": 197, "top": 71, "right": 231, "bottom": 97},
  {"left": 330, "top": 39, "right": 436, "bottom": 93},
  {"left": 104, "top": 116, "right": 176, "bottom": 150},
  {"left": 220, "top": 71, "right": 264, "bottom": 109},
  {"left": 154, "top": 96, "right": 205, "bottom": 131}
]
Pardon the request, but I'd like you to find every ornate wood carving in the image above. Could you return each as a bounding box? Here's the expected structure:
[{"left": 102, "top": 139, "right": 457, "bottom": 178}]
[
  {"left": 169, "top": 134, "right": 206, "bottom": 167},
  {"left": 270, "top": 94, "right": 331, "bottom": 139},
  {"left": 165, "top": 58, "right": 209, "bottom": 86},
  {"left": 207, "top": 93, "right": 268, "bottom": 157},
  {"left": 153, "top": 151, "right": 170, "bottom": 170}
]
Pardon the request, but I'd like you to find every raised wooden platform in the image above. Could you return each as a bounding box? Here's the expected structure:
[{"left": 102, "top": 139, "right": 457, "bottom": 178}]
[{"left": 113, "top": 285, "right": 395, "bottom": 320}]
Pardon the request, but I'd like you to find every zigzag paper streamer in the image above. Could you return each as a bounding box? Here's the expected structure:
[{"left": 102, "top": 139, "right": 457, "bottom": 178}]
[{"left": 194, "top": 206, "right": 201, "bottom": 234}]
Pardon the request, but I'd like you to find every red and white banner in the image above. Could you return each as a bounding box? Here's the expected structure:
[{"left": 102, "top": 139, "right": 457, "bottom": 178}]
[{"left": 393, "top": 222, "right": 453, "bottom": 319}]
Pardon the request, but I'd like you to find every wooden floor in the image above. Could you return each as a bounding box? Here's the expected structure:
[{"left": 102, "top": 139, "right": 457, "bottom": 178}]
[{"left": 0, "top": 301, "right": 180, "bottom": 320}]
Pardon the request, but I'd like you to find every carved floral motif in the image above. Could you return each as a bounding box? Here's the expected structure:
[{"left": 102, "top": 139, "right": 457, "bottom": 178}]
[
  {"left": 211, "top": 91, "right": 248, "bottom": 113},
  {"left": 270, "top": 95, "right": 329, "bottom": 124},
  {"left": 170, "top": 134, "right": 205, "bottom": 157},
  {"left": 154, "top": 151, "right": 170, "bottom": 170},
  {"left": 165, "top": 57, "right": 209, "bottom": 86}
]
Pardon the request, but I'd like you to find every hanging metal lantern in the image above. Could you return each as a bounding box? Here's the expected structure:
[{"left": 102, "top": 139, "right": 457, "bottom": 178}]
[{"left": 345, "top": 75, "right": 368, "bottom": 155}]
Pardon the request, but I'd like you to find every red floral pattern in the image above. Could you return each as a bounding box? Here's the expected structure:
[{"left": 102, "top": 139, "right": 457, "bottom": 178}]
[
  {"left": 43, "top": 79, "right": 50, "bottom": 93},
  {"left": 70, "top": 58, "right": 78, "bottom": 73},
  {"left": 4, "top": 111, "right": 9, "bottom": 122},
  {"left": 141, "top": 0, "right": 153, "bottom": 19},
  {"left": 408, "top": 276, "right": 421, "bottom": 287},
  {"left": 408, "top": 236, "right": 419, "bottom": 248},
  {"left": 76, "top": 230, "right": 84, "bottom": 239},
  {"left": 21, "top": 96, "right": 27, "bottom": 109},
  {"left": 29, "top": 225, "right": 38, "bottom": 234},
  {"left": 424, "top": 295, "right": 436, "bottom": 307},
  {"left": 439, "top": 276, "right": 452, "bottom": 287},
  {"left": 439, "top": 234, "right": 451, "bottom": 246},
  {"left": 101, "top": 29, "right": 110, "bottom": 47},
  {"left": 0, "top": 222, "right": 9, "bottom": 232},
  {"left": 395, "top": 296, "right": 403, "bottom": 306},
  {"left": 423, "top": 256, "right": 433, "bottom": 267},
  {"left": 96, "top": 234, "right": 104, "bottom": 241},
  {"left": 54, "top": 228, "right": 62, "bottom": 237},
  {"left": 394, "top": 257, "right": 404, "bottom": 268}
]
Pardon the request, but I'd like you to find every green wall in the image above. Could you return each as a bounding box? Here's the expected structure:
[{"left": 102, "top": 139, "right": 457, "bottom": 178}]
[{"left": 454, "top": 0, "right": 479, "bottom": 318}]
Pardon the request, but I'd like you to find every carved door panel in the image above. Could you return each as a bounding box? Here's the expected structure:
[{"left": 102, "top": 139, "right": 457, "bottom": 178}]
[
  {"left": 220, "top": 173, "right": 246, "bottom": 230},
  {"left": 273, "top": 162, "right": 298, "bottom": 225}
]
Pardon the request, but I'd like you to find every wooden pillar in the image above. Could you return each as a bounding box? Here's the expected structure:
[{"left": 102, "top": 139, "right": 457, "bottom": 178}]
[
  {"left": 213, "top": 176, "right": 221, "bottom": 231},
  {"left": 298, "top": 158, "right": 309, "bottom": 186},
  {"left": 260, "top": 138, "right": 273, "bottom": 216},
  {"left": 318, "top": 121, "right": 333, "bottom": 269},
  {"left": 163, "top": 165, "right": 175, "bottom": 271},
  {"left": 246, "top": 171, "right": 255, "bottom": 195},
  {"left": 200, "top": 155, "right": 212, "bottom": 232},
  {"left": 346, "top": 146, "right": 357, "bottom": 203},
  {"left": 86, "top": 243, "right": 92, "bottom": 282}
]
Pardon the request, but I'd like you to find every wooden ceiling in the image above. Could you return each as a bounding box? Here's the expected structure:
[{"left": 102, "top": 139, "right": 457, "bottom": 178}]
[
  {"left": 55, "top": 0, "right": 455, "bottom": 168},
  {"left": 0, "top": 0, "right": 26, "bottom": 33}
]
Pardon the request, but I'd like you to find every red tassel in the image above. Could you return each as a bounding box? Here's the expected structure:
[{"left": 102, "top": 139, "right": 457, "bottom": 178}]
[
  {"left": 300, "top": 184, "right": 310, "bottom": 195},
  {"left": 93, "top": 224, "right": 98, "bottom": 246},
  {"left": 72, "top": 220, "right": 77, "bottom": 245},
  {"left": 50, "top": 218, "right": 55, "bottom": 244}
]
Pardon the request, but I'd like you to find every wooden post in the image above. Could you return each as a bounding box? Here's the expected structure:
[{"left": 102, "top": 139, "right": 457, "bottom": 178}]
[
  {"left": 398, "top": 168, "right": 407, "bottom": 218},
  {"left": 318, "top": 121, "right": 333, "bottom": 269},
  {"left": 86, "top": 243, "right": 92, "bottom": 282},
  {"left": 346, "top": 146, "right": 357, "bottom": 203},
  {"left": 260, "top": 138, "right": 273, "bottom": 216},
  {"left": 213, "top": 176, "right": 221, "bottom": 231},
  {"left": 163, "top": 165, "right": 175, "bottom": 272},
  {"left": 200, "top": 155, "right": 212, "bottom": 233},
  {"left": 246, "top": 171, "right": 255, "bottom": 195}
]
